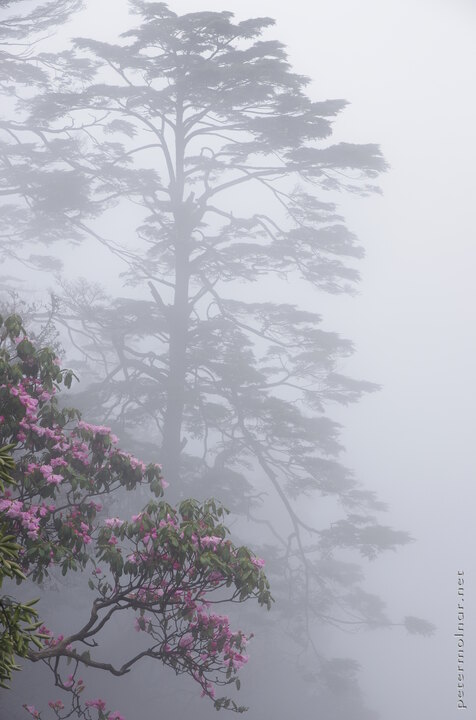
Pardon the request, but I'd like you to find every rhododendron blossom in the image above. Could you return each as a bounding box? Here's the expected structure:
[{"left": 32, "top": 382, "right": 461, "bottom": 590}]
[
  {"left": 85, "top": 698, "right": 107, "bottom": 711},
  {"left": 0, "top": 316, "right": 272, "bottom": 718}
]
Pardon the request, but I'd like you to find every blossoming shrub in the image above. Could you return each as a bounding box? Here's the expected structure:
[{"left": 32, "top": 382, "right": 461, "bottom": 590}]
[
  {"left": 0, "top": 444, "right": 44, "bottom": 689},
  {"left": 0, "top": 314, "right": 272, "bottom": 717}
]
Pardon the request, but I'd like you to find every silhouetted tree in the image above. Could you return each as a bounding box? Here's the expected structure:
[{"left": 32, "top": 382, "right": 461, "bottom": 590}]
[{"left": 0, "top": 3, "right": 432, "bottom": 717}]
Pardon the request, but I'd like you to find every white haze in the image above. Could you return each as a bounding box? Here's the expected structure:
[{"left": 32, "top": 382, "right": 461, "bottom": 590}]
[{"left": 3, "top": 1, "right": 476, "bottom": 719}]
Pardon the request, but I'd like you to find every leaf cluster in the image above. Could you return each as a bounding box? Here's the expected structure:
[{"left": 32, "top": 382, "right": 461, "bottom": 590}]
[{"left": 0, "top": 445, "right": 44, "bottom": 688}]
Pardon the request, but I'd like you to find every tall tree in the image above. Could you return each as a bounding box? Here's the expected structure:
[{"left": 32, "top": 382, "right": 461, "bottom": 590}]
[{"left": 0, "top": 2, "right": 433, "bottom": 717}]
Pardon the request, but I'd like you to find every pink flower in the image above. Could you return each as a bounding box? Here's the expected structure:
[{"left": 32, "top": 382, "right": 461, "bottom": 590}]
[
  {"left": 178, "top": 633, "right": 194, "bottom": 649},
  {"left": 49, "top": 699, "right": 65, "bottom": 710},
  {"left": 208, "top": 571, "right": 224, "bottom": 582},
  {"left": 230, "top": 652, "right": 249, "bottom": 669},
  {"left": 46, "top": 474, "right": 63, "bottom": 486},
  {"left": 50, "top": 457, "right": 68, "bottom": 468},
  {"left": 77, "top": 420, "right": 114, "bottom": 437},
  {"left": 85, "top": 699, "right": 107, "bottom": 711},
  {"left": 251, "top": 556, "right": 265, "bottom": 569},
  {"left": 23, "top": 705, "right": 40, "bottom": 718},
  {"left": 104, "top": 517, "right": 123, "bottom": 529},
  {"left": 201, "top": 535, "right": 223, "bottom": 549}
]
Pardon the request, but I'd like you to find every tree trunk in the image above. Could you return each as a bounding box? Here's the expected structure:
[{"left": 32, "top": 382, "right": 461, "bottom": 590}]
[
  {"left": 161, "top": 240, "right": 190, "bottom": 487},
  {"left": 161, "top": 98, "right": 190, "bottom": 488}
]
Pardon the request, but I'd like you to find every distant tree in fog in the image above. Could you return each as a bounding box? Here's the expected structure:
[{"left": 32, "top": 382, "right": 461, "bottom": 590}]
[{"left": 0, "top": 2, "right": 433, "bottom": 717}]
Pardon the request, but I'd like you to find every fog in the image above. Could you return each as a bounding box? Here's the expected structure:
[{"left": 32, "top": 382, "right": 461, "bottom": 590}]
[{"left": 1, "top": 1, "right": 475, "bottom": 719}]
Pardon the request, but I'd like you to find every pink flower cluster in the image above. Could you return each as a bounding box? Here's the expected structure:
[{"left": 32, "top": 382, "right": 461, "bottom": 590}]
[
  {"left": 63, "top": 507, "right": 93, "bottom": 545},
  {"left": 85, "top": 698, "right": 106, "bottom": 711},
  {"left": 191, "top": 606, "right": 249, "bottom": 671},
  {"left": 104, "top": 517, "right": 124, "bottom": 529},
  {"left": 250, "top": 556, "right": 265, "bottom": 569},
  {"left": 23, "top": 705, "right": 40, "bottom": 718},
  {"left": 200, "top": 535, "right": 224, "bottom": 549},
  {"left": 116, "top": 450, "right": 146, "bottom": 473},
  {"left": 0, "top": 497, "right": 44, "bottom": 539},
  {"left": 38, "top": 626, "right": 72, "bottom": 652},
  {"left": 48, "top": 700, "right": 64, "bottom": 711},
  {"left": 1, "top": 370, "right": 168, "bottom": 561},
  {"left": 9, "top": 379, "right": 69, "bottom": 452},
  {"left": 77, "top": 420, "right": 119, "bottom": 445},
  {"left": 85, "top": 697, "right": 126, "bottom": 720}
]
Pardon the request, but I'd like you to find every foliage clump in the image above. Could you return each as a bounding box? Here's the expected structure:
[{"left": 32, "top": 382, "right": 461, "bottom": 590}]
[{"left": 0, "top": 314, "right": 271, "bottom": 717}]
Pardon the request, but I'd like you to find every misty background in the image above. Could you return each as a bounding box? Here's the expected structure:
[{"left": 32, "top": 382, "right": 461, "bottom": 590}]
[{"left": 1, "top": 1, "right": 476, "bottom": 719}]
